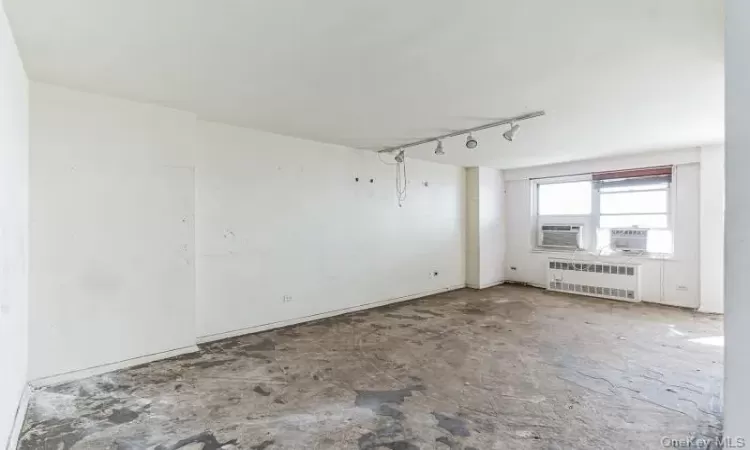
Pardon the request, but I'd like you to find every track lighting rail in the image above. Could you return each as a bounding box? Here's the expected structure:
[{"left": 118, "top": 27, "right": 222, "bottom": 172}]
[{"left": 377, "top": 110, "right": 545, "bottom": 153}]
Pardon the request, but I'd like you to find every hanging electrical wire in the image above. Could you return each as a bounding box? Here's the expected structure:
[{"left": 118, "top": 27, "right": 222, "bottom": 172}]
[
  {"left": 376, "top": 147, "right": 407, "bottom": 206},
  {"left": 396, "top": 153, "right": 407, "bottom": 207}
]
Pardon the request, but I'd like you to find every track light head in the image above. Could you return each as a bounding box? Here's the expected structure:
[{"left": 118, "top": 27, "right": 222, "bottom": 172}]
[
  {"left": 434, "top": 141, "right": 445, "bottom": 156},
  {"left": 465, "top": 133, "right": 478, "bottom": 149},
  {"left": 394, "top": 149, "right": 405, "bottom": 163},
  {"left": 503, "top": 123, "right": 520, "bottom": 142}
]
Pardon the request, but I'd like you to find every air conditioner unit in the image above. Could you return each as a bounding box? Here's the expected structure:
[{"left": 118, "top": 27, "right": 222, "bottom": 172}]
[
  {"left": 610, "top": 228, "right": 648, "bottom": 253},
  {"left": 539, "top": 224, "right": 583, "bottom": 250}
]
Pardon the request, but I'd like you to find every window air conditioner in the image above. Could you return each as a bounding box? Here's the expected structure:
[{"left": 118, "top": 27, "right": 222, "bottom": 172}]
[
  {"left": 610, "top": 228, "right": 648, "bottom": 252},
  {"left": 539, "top": 224, "right": 583, "bottom": 250}
]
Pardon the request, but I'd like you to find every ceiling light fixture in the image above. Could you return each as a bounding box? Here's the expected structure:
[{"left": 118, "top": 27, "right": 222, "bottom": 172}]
[
  {"left": 434, "top": 141, "right": 445, "bottom": 155},
  {"left": 376, "top": 110, "right": 545, "bottom": 155},
  {"left": 394, "top": 149, "right": 405, "bottom": 163},
  {"left": 503, "top": 123, "right": 520, "bottom": 142}
]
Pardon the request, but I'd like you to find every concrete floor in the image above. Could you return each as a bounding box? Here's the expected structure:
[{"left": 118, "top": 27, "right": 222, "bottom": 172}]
[{"left": 18, "top": 285, "right": 723, "bottom": 450}]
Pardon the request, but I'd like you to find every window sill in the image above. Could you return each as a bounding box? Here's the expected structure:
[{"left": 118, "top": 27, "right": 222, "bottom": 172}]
[{"left": 530, "top": 248, "right": 675, "bottom": 261}]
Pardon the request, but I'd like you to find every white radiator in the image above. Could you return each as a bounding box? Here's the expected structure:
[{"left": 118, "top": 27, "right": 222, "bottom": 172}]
[{"left": 547, "top": 258, "right": 641, "bottom": 302}]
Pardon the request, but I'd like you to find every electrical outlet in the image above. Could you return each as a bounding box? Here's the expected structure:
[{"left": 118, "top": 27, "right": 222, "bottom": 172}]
[
  {"left": 510, "top": 266, "right": 517, "bottom": 271},
  {"left": 430, "top": 271, "right": 439, "bottom": 278},
  {"left": 282, "top": 295, "right": 293, "bottom": 303}
]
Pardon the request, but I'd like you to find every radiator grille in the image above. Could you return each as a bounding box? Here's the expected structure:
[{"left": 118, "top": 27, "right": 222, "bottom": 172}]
[
  {"left": 547, "top": 258, "right": 640, "bottom": 302},
  {"left": 548, "top": 280, "right": 635, "bottom": 300},
  {"left": 548, "top": 260, "right": 635, "bottom": 276}
]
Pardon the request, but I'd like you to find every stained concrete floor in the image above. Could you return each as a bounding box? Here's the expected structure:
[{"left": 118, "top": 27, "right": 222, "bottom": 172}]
[{"left": 18, "top": 285, "right": 723, "bottom": 450}]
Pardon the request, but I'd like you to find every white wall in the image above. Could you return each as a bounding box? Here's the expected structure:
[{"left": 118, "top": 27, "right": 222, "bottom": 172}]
[
  {"left": 28, "top": 83, "right": 197, "bottom": 380},
  {"left": 465, "top": 167, "right": 505, "bottom": 289},
  {"left": 504, "top": 149, "right": 702, "bottom": 308},
  {"left": 195, "top": 120, "right": 465, "bottom": 339},
  {"left": 699, "top": 145, "right": 724, "bottom": 314},
  {"left": 478, "top": 168, "right": 505, "bottom": 287},
  {"left": 465, "top": 169, "right": 481, "bottom": 288},
  {"left": 0, "top": 4, "right": 29, "bottom": 448},
  {"left": 25, "top": 84, "right": 465, "bottom": 378},
  {"left": 725, "top": 0, "right": 750, "bottom": 437}
]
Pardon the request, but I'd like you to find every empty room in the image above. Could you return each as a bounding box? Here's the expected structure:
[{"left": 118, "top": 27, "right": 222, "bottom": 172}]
[{"left": 1, "top": 0, "right": 747, "bottom": 449}]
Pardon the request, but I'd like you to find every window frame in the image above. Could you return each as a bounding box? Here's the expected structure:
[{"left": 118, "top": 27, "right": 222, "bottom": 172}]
[
  {"left": 531, "top": 169, "right": 675, "bottom": 256},
  {"left": 532, "top": 174, "right": 596, "bottom": 252},
  {"left": 596, "top": 180, "right": 671, "bottom": 230}
]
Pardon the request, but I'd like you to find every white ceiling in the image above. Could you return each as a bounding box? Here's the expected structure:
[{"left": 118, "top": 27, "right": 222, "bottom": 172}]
[{"left": 5, "top": 0, "right": 724, "bottom": 168}]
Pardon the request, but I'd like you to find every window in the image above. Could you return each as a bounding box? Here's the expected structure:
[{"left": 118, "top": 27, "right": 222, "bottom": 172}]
[
  {"left": 598, "top": 181, "right": 669, "bottom": 228},
  {"left": 538, "top": 181, "right": 591, "bottom": 215},
  {"left": 533, "top": 166, "right": 673, "bottom": 254}
]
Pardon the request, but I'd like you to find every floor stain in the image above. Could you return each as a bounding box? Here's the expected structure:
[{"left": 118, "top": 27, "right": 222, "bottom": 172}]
[
  {"left": 253, "top": 385, "right": 271, "bottom": 396},
  {"left": 354, "top": 385, "right": 425, "bottom": 416},
  {"left": 435, "top": 436, "right": 458, "bottom": 449},
  {"left": 155, "top": 431, "right": 238, "bottom": 450},
  {"left": 432, "top": 412, "right": 471, "bottom": 437},
  {"left": 250, "top": 439, "right": 275, "bottom": 450},
  {"left": 107, "top": 408, "right": 140, "bottom": 425},
  {"left": 358, "top": 422, "right": 419, "bottom": 450}
]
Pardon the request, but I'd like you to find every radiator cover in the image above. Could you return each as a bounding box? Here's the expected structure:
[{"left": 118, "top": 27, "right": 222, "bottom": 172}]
[{"left": 547, "top": 258, "right": 641, "bottom": 302}]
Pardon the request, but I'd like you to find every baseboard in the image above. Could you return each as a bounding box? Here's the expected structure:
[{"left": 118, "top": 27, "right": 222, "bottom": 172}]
[
  {"left": 29, "top": 345, "right": 201, "bottom": 388},
  {"left": 5, "top": 384, "right": 31, "bottom": 450},
  {"left": 197, "top": 284, "right": 466, "bottom": 344},
  {"left": 503, "top": 280, "right": 548, "bottom": 289},
  {"left": 466, "top": 280, "right": 505, "bottom": 290}
]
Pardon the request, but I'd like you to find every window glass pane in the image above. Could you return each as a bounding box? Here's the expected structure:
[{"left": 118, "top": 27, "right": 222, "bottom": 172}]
[
  {"left": 600, "top": 191, "right": 668, "bottom": 214},
  {"left": 538, "top": 181, "right": 591, "bottom": 215},
  {"left": 600, "top": 214, "right": 668, "bottom": 228}
]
